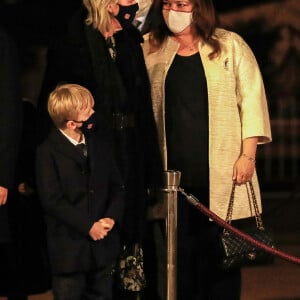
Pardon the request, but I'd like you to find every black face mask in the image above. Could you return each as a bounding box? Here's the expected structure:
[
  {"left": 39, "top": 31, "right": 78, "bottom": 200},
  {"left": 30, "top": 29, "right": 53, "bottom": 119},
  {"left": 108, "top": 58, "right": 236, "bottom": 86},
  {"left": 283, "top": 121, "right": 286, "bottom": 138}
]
[
  {"left": 79, "top": 113, "right": 97, "bottom": 134},
  {"left": 115, "top": 3, "right": 139, "bottom": 29}
]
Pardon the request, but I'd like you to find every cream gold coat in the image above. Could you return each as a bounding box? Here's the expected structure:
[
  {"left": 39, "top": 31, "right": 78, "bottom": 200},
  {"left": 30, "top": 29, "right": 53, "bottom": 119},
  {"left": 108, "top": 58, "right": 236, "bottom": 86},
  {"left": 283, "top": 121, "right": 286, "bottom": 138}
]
[{"left": 143, "top": 28, "right": 272, "bottom": 220}]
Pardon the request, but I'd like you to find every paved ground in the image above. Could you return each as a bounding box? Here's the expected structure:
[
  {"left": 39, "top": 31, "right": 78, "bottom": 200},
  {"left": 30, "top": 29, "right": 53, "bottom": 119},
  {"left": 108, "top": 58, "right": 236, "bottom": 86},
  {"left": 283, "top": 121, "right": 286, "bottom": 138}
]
[
  {"left": 241, "top": 243, "right": 300, "bottom": 300},
  {"left": 240, "top": 189, "right": 300, "bottom": 300}
]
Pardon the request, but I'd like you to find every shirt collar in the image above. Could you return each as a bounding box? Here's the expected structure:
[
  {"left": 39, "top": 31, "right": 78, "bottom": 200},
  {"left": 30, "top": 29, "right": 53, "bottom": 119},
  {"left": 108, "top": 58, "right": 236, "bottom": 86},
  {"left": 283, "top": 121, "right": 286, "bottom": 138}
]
[{"left": 59, "top": 129, "right": 86, "bottom": 146}]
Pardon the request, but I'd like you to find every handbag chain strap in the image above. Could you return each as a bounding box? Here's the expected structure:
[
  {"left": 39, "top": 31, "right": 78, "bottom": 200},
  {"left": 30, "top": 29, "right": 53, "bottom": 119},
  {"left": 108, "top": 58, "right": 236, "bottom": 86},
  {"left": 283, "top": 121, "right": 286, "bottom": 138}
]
[
  {"left": 178, "top": 187, "right": 300, "bottom": 265},
  {"left": 225, "top": 181, "right": 264, "bottom": 230}
]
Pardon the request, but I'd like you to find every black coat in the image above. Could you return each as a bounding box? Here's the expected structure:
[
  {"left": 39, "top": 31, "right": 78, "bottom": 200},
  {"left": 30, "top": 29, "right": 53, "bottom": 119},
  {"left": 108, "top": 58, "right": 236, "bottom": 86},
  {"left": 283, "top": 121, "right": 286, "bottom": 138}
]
[
  {"left": 36, "top": 128, "right": 125, "bottom": 274},
  {"left": 0, "top": 26, "right": 22, "bottom": 243},
  {"left": 38, "top": 8, "right": 163, "bottom": 245},
  {"left": 0, "top": 101, "right": 51, "bottom": 296}
]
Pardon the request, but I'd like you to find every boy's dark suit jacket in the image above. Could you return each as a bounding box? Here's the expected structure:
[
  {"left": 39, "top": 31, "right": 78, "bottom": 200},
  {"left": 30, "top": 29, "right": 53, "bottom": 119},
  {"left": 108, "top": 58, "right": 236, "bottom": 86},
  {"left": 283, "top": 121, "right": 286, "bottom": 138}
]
[{"left": 36, "top": 128, "right": 125, "bottom": 275}]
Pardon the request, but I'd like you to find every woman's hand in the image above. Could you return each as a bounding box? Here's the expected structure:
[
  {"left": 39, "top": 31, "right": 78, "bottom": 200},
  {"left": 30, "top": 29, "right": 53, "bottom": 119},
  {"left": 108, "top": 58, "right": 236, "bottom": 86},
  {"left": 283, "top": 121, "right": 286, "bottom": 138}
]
[
  {"left": 232, "top": 137, "right": 258, "bottom": 185},
  {"left": 232, "top": 155, "right": 255, "bottom": 184}
]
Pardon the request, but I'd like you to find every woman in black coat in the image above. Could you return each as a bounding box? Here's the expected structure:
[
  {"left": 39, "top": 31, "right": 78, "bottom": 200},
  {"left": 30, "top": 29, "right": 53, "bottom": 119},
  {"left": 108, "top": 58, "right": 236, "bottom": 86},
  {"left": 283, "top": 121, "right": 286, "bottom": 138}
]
[{"left": 37, "top": 0, "right": 162, "bottom": 298}]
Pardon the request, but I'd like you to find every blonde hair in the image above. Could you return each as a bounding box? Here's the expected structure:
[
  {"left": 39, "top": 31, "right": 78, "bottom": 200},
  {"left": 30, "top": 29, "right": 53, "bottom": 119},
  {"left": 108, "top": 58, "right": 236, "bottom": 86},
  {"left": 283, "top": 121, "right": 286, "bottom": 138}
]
[
  {"left": 48, "top": 83, "right": 95, "bottom": 129},
  {"left": 83, "top": 0, "right": 117, "bottom": 33}
]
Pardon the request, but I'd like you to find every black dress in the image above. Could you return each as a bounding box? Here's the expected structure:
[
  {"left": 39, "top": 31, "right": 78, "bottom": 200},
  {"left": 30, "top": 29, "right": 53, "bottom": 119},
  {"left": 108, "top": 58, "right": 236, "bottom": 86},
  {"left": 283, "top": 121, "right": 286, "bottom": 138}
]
[{"left": 163, "top": 53, "right": 241, "bottom": 300}]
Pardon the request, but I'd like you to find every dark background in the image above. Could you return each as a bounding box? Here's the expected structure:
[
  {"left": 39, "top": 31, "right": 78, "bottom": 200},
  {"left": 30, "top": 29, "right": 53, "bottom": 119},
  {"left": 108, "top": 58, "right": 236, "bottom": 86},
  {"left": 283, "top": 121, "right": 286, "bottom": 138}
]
[
  {"left": 1, "top": 0, "right": 300, "bottom": 213},
  {"left": 1, "top": 0, "right": 299, "bottom": 186},
  {"left": 0, "top": 0, "right": 270, "bottom": 44}
]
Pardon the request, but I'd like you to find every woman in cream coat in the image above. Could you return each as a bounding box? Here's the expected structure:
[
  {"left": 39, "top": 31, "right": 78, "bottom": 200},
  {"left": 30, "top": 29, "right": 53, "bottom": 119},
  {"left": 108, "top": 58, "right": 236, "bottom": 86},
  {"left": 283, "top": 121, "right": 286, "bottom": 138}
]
[{"left": 142, "top": 0, "right": 271, "bottom": 299}]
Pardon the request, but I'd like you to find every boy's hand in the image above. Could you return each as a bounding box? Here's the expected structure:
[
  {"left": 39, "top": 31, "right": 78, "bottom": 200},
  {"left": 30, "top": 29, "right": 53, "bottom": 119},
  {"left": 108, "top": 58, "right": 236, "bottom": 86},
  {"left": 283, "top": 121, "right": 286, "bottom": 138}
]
[
  {"left": 98, "top": 218, "right": 115, "bottom": 231},
  {"left": 89, "top": 221, "right": 110, "bottom": 241}
]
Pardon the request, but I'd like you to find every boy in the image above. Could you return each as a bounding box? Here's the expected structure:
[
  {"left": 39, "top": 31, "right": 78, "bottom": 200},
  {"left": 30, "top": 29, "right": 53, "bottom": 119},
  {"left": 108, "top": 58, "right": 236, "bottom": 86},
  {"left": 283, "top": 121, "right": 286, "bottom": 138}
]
[{"left": 36, "top": 83, "right": 125, "bottom": 299}]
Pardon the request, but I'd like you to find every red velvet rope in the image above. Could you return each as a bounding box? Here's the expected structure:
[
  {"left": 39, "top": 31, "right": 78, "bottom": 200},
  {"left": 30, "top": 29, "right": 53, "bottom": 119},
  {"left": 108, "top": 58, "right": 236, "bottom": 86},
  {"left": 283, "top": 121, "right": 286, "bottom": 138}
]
[{"left": 179, "top": 188, "right": 300, "bottom": 265}]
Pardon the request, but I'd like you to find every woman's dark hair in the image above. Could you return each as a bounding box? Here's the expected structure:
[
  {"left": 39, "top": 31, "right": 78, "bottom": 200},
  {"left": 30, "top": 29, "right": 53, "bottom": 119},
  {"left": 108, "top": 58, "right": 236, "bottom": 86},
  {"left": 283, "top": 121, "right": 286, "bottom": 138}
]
[{"left": 149, "top": 0, "right": 221, "bottom": 59}]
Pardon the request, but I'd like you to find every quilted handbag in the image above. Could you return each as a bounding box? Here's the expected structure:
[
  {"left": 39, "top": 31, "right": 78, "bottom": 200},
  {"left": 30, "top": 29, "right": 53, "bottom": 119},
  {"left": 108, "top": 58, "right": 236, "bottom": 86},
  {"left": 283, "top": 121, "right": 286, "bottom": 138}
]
[
  {"left": 219, "top": 181, "right": 275, "bottom": 270},
  {"left": 117, "top": 243, "right": 146, "bottom": 291}
]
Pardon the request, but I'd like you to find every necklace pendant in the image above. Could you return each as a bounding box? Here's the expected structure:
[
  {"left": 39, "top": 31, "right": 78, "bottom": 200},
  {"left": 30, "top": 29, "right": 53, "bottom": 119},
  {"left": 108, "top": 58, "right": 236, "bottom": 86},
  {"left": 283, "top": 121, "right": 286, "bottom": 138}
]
[{"left": 106, "top": 36, "right": 117, "bottom": 61}]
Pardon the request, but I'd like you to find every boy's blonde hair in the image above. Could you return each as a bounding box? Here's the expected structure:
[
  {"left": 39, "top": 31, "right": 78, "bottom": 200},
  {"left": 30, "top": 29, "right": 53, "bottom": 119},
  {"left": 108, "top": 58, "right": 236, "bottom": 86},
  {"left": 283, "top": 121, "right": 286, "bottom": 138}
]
[
  {"left": 83, "top": 0, "right": 117, "bottom": 34},
  {"left": 48, "top": 83, "right": 95, "bottom": 129}
]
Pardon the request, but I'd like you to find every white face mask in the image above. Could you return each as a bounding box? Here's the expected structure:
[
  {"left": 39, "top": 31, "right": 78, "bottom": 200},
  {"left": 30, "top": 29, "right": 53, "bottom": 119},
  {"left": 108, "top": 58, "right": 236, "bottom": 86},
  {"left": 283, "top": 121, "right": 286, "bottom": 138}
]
[{"left": 163, "top": 10, "right": 193, "bottom": 34}]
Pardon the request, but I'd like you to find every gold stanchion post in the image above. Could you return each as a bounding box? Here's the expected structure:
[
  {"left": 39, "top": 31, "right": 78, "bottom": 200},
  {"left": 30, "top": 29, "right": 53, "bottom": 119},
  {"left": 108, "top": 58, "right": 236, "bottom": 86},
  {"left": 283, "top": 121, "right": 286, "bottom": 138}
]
[{"left": 162, "top": 170, "right": 181, "bottom": 300}]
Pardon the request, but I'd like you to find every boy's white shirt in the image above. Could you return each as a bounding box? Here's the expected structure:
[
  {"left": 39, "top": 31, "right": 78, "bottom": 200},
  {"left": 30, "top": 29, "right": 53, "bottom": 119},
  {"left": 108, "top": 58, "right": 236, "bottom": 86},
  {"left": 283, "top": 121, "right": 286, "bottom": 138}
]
[{"left": 59, "top": 129, "right": 86, "bottom": 146}]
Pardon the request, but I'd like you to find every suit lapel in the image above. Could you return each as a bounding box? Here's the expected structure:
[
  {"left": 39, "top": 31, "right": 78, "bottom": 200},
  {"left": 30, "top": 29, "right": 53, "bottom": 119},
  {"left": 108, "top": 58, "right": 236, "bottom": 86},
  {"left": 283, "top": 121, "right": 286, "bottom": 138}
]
[{"left": 49, "top": 128, "right": 87, "bottom": 167}]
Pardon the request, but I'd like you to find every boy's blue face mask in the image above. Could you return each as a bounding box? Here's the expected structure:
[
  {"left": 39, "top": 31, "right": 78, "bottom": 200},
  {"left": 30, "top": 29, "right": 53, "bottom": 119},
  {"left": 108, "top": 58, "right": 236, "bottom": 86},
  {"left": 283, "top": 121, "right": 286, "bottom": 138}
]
[{"left": 115, "top": 3, "right": 139, "bottom": 29}]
